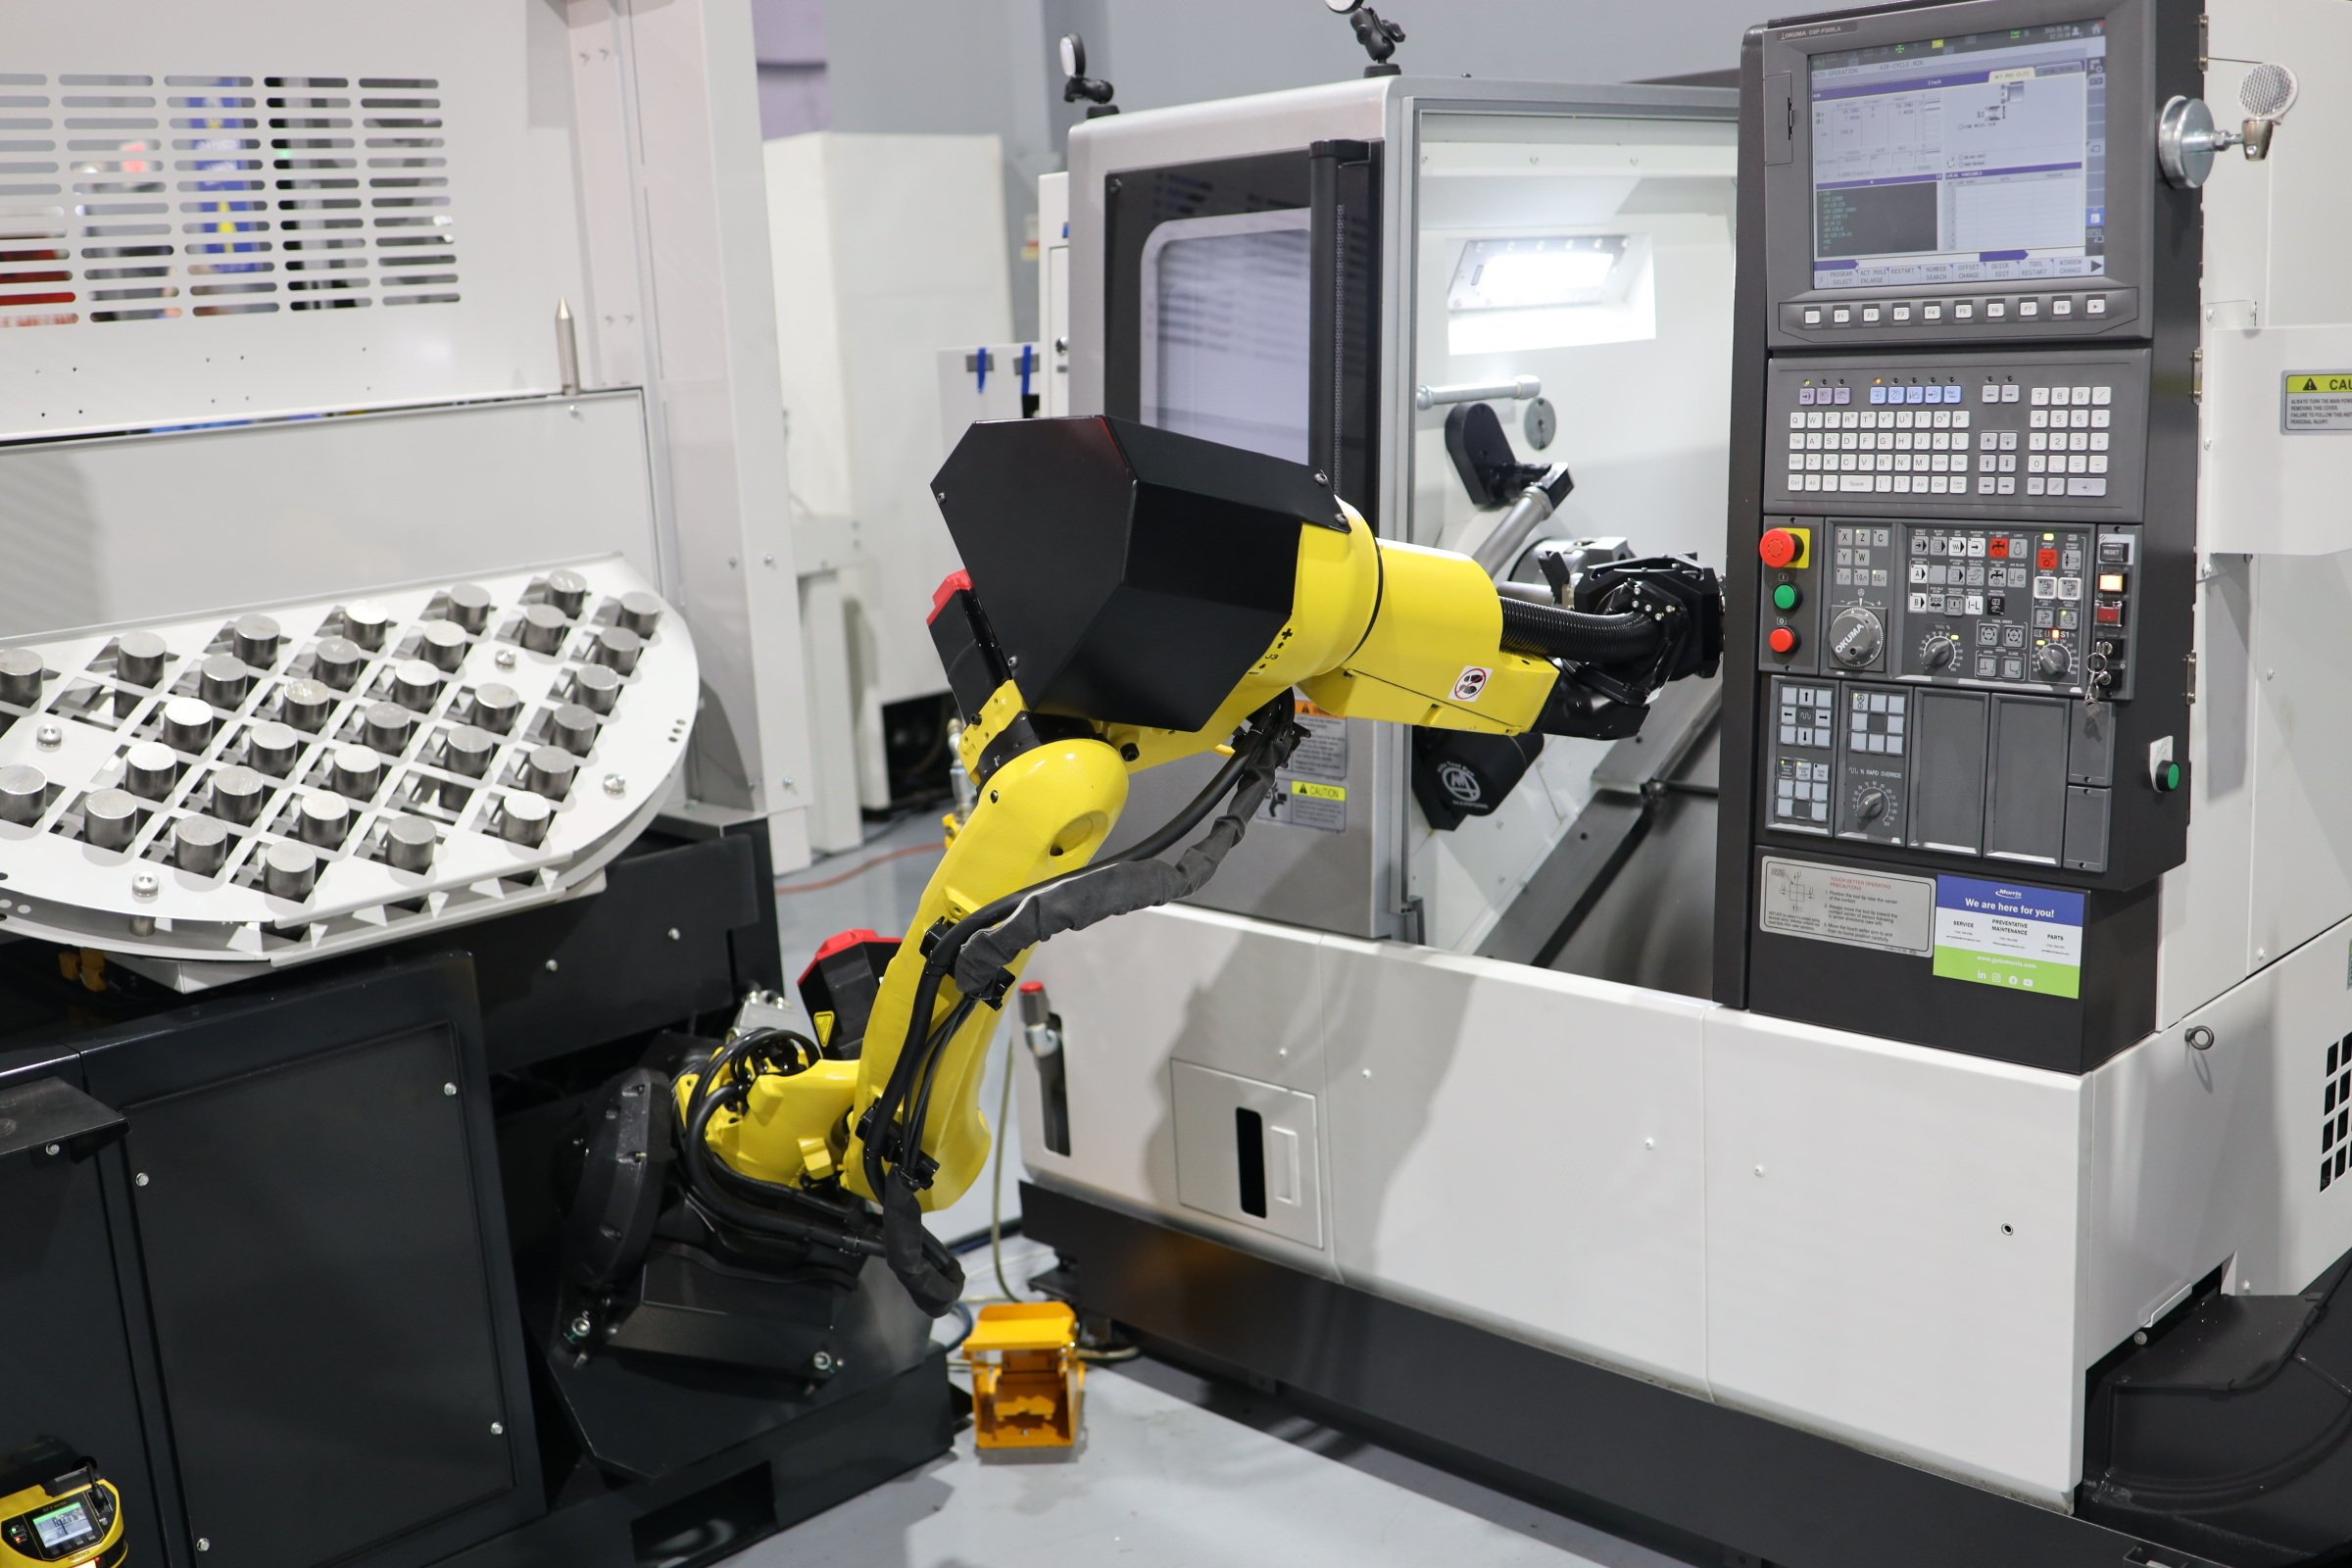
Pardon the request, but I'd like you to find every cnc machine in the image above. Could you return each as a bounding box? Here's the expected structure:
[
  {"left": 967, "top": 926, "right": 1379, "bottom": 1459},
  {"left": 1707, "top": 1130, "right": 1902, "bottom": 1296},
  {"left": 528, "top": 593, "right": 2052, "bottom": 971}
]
[{"left": 1013, "top": 7, "right": 2352, "bottom": 1566}]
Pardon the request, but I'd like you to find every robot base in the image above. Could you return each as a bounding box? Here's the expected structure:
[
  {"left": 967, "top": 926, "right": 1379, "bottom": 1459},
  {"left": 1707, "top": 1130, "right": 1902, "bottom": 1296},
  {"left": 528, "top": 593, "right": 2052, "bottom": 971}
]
[
  {"left": 1022, "top": 1181, "right": 2230, "bottom": 1568},
  {"left": 443, "top": 1348, "right": 956, "bottom": 1568}
]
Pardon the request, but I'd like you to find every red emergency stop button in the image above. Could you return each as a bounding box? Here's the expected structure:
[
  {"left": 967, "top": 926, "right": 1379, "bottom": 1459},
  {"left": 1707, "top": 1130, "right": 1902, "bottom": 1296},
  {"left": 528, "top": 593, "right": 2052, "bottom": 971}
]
[
  {"left": 1768, "top": 626, "right": 1799, "bottom": 656},
  {"left": 1759, "top": 528, "right": 1805, "bottom": 569}
]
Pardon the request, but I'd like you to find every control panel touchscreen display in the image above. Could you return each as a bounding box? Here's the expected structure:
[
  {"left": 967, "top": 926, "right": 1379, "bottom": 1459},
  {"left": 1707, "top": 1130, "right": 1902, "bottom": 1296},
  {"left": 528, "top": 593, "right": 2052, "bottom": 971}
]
[{"left": 1810, "top": 21, "right": 2108, "bottom": 290}]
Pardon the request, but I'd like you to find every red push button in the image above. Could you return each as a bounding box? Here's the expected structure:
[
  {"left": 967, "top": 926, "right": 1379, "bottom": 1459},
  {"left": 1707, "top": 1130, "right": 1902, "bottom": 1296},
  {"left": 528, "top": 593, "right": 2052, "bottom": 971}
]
[
  {"left": 1768, "top": 626, "right": 1799, "bottom": 656},
  {"left": 1759, "top": 528, "right": 1805, "bottom": 569},
  {"left": 2037, "top": 548, "right": 2059, "bottom": 570}
]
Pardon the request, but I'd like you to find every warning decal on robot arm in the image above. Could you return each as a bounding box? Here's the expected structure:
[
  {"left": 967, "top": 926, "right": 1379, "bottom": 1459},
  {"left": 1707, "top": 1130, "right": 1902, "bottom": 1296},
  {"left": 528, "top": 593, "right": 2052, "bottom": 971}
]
[{"left": 2282, "top": 371, "right": 2352, "bottom": 433}]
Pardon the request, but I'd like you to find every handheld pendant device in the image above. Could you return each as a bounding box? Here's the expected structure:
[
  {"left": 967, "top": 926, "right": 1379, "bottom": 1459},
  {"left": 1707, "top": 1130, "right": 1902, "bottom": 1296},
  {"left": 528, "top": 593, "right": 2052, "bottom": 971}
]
[{"left": 0, "top": 1444, "right": 123, "bottom": 1568}]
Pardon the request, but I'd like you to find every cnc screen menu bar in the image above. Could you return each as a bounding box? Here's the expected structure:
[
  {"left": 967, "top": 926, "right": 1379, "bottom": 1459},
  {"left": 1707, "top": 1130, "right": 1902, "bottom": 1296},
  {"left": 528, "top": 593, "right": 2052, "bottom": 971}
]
[{"left": 1810, "top": 21, "right": 2107, "bottom": 290}]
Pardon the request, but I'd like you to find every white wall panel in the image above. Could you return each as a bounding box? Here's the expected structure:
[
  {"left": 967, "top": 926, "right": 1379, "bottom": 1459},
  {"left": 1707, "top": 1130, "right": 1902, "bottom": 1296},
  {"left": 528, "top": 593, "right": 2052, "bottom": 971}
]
[
  {"left": 1318, "top": 940, "right": 1713, "bottom": 1394},
  {"left": 1703, "top": 1009, "right": 2087, "bottom": 1504}
]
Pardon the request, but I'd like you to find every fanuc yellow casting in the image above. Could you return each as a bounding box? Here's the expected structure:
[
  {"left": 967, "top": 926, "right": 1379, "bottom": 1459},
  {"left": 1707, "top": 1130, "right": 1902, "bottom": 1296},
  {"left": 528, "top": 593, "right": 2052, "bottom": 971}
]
[{"left": 666, "top": 416, "right": 1718, "bottom": 1312}]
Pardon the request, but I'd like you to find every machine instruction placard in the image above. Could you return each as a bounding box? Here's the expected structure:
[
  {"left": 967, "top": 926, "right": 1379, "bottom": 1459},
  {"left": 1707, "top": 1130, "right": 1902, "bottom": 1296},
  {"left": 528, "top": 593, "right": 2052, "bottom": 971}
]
[
  {"left": 2282, "top": 371, "right": 2352, "bottom": 433},
  {"left": 1932, "top": 876, "right": 2084, "bottom": 999},
  {"left": 1758, "top": 858, "right": 1935, "bottom": 956}
]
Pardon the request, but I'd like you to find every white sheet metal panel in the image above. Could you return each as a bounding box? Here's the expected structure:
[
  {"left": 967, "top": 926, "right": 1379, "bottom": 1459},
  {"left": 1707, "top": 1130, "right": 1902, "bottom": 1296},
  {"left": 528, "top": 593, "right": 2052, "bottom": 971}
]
[
  {"left": 2091, "top": 913, "right": 2352, "bottom": 1357},
  {"left": 0, "top": 0, "right": 589, "bottom": 440},
  {"left": 1317, "top": 939, "right": 1712, "bottom": 1395},
  {"left": 2156, "top": 557, "right": 2259, "bottom": 1029},
  {"left": 586, "top": 0, "right": 812, "bottom": 865},
  {"left": 0, "top": 395, "right": 655, "bottom": 639},
  {"left": 1702, "top": 1008, "right": 2087, "bottom": 1504},
  {"left": 1022, "top": 906, "right": 1340, "bottom": 1279},
  {"left": 2195, "top": 0, "right": 2352, "bottom": 556},
  {"left": 2247, "top": 551, "right": 2352, "bottom": 978}
]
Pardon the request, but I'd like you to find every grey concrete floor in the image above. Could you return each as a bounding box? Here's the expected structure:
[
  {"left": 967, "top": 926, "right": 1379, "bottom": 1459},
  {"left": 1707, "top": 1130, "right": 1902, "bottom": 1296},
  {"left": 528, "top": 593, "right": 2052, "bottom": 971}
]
[{"left": 730, "top": 1348, "right": 1688, "bottom": 1568}]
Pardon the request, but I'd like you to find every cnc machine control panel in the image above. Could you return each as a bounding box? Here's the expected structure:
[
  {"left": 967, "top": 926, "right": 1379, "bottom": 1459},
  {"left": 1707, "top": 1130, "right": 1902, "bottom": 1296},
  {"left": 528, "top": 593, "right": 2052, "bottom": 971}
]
[{"left": 1726, "top": 0, "right": 2196, "bottom": 1070}]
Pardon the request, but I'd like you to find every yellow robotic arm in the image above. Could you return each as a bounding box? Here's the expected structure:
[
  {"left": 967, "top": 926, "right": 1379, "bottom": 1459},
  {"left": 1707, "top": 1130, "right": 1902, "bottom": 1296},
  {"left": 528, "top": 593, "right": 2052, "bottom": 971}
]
[{"left": 673, "top": 416, "right": 1718, "bottom": 1312}]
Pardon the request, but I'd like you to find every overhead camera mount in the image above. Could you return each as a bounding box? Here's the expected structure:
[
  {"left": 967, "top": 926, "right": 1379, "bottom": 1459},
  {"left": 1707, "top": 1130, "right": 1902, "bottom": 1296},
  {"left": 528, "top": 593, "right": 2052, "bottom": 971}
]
[
  {"left": 1324, "top": 0, "right": 1406, "bottom": 76},
  {"left": 1059, "top": 33, "right": 1118, "bottom": 118}
]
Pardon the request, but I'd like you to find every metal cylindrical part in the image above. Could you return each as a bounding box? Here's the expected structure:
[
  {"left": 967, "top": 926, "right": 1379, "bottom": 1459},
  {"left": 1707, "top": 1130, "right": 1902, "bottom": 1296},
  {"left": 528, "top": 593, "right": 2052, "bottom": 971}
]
[
  {"left": 231, "top": 613, "right": 282, "bottom": 669},
  {"left": 82, "top": 788, "right": 140, "bottom": 851},
  {"left": 441, "top": 723, "right": 494, "bottom": 778},
  {"left": 497, "top": 791, "right": 552, "bottom": 847},
  {"left": 571, "top": 663, "right": 621, "bottom": 715},
  {"left": 115, "top": 631, "right": 168, "bottom": 690},
  {"left": 0, "top": 764, "right": 47, "bottom": 825},
  {"left": 446, "top": 583, "right": 494, "bottom": 634},
  {"left": 518, "top": 603, "right": 569, "bottom": 655},
  {"left": 343, "top": 601, "right": 392, "bottom": 651},
  {"left": 391, "top": 658, "right": 441, "bottom": 712},
  {"left": 174, "top": 816, "right": 229, "bottom": 875},
  {"left": 198, "top": 653, "right": 252, "bottom": 709},
  {"left": 0, "top": 647, "right": 43, "bottom": 707},
  {"left": 331, "top": 744, "right": 383, "bottom": 801},
  {"left": 1415, "top": 374, "right": 1543, "bottom": 412},
  {"left": 161, "top": 697, "right": 215, "bottom": 753},
  {"left": 124, "top": 741, "right": 179, "bottom": 801},
  {"left": 470, "top": 682, "right": 520, "bottom": 735},
  {"left": 279, "top": 678, "right": 333, "bottom": 733},
  {"left": 314, "top": 635, "right": 366, "bottom": 692},
  {"left": 548, "top": 703, "right": 598, "bottom": 756},
  {"left": 246, "top": 720, "right": 301, "bottom": 778},
  {"left": 544, "top": 568, "right": 589, "bottom": 617},
  {"left": 588, "top": 625, "right": 643, "bottom": 675},
  {"left": 263, "top": 842, "right": 318, "bottom": 900},
  {"left": 615, "top": 590, "right": 662, "bottom": 638},
  {"left": 296, "top": 791, "right": 350, "bottom": 848},
  {"left": 208, "top": 764, "right": 266, "bottom": 825},
  {"left": 383, "top": 815, "right": 436, "bottom": 872},
  {"left": 364, "top": 701, "right": 414, "bottom": 756},
  {"left": 418, "top": 618, "right": 467, "bottom": 673},
  {"left": 524, "top": 744, "right": 577, "bottom": 800}
]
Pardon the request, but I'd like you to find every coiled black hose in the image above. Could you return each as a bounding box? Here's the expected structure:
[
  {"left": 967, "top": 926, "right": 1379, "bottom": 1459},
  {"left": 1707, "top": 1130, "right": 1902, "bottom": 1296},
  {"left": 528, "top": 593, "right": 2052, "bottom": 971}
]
[{"left": 1496, "top": 597, "right": 1663, "bottom": 664}]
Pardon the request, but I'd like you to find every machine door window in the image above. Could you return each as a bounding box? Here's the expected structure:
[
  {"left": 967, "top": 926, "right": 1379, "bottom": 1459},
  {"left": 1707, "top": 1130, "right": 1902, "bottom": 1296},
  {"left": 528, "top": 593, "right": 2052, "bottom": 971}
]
[
  {"left": 1140, "top": 210, "right": 1313, "bottom": 463},
  {"left": 1105, "top": 146, "right": 1383, "bottom": 526}
]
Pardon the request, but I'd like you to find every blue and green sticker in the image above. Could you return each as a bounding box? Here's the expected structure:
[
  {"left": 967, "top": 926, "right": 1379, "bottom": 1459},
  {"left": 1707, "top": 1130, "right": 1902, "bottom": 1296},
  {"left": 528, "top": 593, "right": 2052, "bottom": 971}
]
[{"left": 1933, "top": 875, "right": 2084, "bottom": 1000}]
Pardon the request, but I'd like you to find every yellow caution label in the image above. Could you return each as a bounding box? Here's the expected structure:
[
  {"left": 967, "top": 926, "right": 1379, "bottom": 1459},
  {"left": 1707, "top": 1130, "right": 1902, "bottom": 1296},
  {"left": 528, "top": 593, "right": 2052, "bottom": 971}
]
[
  {"left": 1290, "top": 780, "right": 1348, "bottom": 802},
  {"left": 2283, "top": 371, "right": 2352, "bottom": 433}
]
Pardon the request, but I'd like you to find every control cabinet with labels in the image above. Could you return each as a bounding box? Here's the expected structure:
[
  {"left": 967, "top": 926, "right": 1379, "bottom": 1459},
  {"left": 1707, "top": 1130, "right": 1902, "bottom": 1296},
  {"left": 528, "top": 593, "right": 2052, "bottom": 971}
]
[{"left": 1719, "top": 0, "right": 2200, "bottom": 1075}]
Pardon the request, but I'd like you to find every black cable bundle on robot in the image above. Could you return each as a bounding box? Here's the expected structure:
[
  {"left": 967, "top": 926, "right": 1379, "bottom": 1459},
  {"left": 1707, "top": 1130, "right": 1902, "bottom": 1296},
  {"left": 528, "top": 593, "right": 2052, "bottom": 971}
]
[
  {"left": 673, "top": 1025, "right": 892, "bottom": 1256},
  {"left": 858, "top": 693, "right": 1303, "bottom": 1314}
]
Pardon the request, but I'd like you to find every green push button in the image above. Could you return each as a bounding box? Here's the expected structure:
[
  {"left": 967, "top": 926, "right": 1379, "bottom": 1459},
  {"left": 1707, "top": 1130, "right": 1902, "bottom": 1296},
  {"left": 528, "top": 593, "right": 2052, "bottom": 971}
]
[
  {"left": 1772, "top": 582, "right": 1801, "bottom": 612},
  {"left": 2158, "top": 760, "right": 2182, "bottom": 792}
]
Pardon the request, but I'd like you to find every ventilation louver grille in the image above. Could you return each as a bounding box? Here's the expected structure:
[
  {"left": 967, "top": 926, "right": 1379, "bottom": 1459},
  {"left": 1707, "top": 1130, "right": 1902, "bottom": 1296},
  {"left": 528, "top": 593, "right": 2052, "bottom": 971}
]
[
  {"left": 0, "top": 72, "right": 458, "bottom": 327},
  {"left": 2324, "top": 1033, "right": 2351, "bottom": 1191}
]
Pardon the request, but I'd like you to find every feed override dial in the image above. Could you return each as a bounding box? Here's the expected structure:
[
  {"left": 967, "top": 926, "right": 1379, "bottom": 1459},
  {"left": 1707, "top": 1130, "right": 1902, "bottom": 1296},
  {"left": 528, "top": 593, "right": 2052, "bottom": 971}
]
[
  {"left": 1850, "top": 781, "right": 1896, "bottom": 827},
  {"left": 1919, "top": 631, "right": 1963, "bottom": 672}
]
